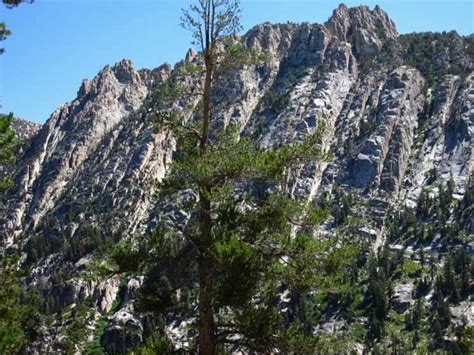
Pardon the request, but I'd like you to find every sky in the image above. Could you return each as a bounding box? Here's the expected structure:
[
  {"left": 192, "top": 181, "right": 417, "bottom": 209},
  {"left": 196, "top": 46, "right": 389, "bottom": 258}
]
[{"left": 1, "top": 0, "right": 472, "bottom": 124}]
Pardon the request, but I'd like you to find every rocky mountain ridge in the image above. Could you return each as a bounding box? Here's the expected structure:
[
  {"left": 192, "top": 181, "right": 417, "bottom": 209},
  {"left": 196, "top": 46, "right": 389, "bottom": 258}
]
[
  {"left": 1, "top": 4, "right": 473, "bottom": 353},
  {"left": 10, "top": 117, "right": 41, "bottom": 141}
]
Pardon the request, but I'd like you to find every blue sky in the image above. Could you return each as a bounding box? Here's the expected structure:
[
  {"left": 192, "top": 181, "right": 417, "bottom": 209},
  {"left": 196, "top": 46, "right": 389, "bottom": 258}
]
[{"left": 1, "top": 0, "right": 472, "bottom": 123}]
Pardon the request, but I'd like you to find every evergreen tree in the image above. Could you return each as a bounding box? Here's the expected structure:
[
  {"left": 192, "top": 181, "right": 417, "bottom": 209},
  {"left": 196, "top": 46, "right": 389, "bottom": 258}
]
[
  {"left": 0, "top": 256, "right": 39, "bottom": 352},
  {"left": 416, "top": 187, "right": 431, "bottom": 219},
  {"left": 3, "top": 0, "right": 33, "bottom": 6},
  {"left": 365, "top": 254, "right": 389, "bottom": 342},
  {"left": 429, "top": 317, "right": 443, "bottom": 351},
  {"left": 0, "top": 113, "right": 16, "bottom": 190},
  {"left": 433, "top": 279, "right": 451, "bottom": 329},
  {"left": 0, "top": 9, "right": 37, "bottom": 345},
  {"left": 133, "top": 1, "right": 332, "bottom": 353},
  {"left": 1, "top": 0, "right": 33, "bottom": 54}
]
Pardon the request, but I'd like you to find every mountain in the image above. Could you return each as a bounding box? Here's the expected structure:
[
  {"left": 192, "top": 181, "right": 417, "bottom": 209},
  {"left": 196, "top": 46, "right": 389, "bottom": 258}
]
[
  {"left": 10, "top": 117, "right": 41, "bottom": 141},
  {"left": 1, "top": 4, "right": 473, "bottom": 353},
  {"left": 0, "top": 115, "right": 41, "bottom": 187}
]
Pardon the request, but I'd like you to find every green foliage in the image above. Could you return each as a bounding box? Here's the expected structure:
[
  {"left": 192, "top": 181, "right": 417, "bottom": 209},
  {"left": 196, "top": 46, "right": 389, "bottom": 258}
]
[
  {"left": 83, "top": 317, "right": 107, "bottom": 355},
  {"left": 136, "top": 275, "right": 177, "bottom": 314},
  {"left": 402, "top": 33, "right": 470, "bottom": 84},
  {"left": 68, "top": 283, "right": 123, "bottom": 353},
  {"left": 213, "top": 235, "right": 262, "bottom": 307},
  {"left": 416, "top": 187, "right": 432, "bottom": 219},
  {"left": 232, "top": 303, "right": 281, "bottom": 351},
  {"left": 136, "top": 15, "right": 331, "bottom": 349},
  {"left": 404, "top": 298, "right": 425, "bottom": 331},
  {"left": 1, "top": 0, "right": 33, "bottom": 54},
  {"left": 387, "top": 176, "right": 467, "bottom": 248},
  {"left": 378, "top": 32, "right": 472, "bottom": 88},
  {"left": 0, "top": 113, "right": 17, "bottom": 189},
  {"left": 0, "top": 22, "right": 11, "bottom": 54},
  {"left": 180, "top": 0, "right": 242, "bottom": 52},
  {"left": 264, "top": 90, "right": 291, "bottom": 114},
  {"left": 130, "top": 2, "right": 474, "bottom": 353},
  {"left": 457, "top": 324, "right": 474, "bottom": 354},
  {"left": 0, "top": 256, "right": 39, "bottom": 353},
  {"left": 130, "top": 333, "right": 174, "bottom": 354},
  {"left": 62, "top": 299, "right": 96, "bottom": 353},
  {"left": 332, "top": 185, "right": 355, "bottom": 225},
  {"left": 402, "top": 259, "right": 422, "bottom": 278},
  {"left": 110, "top": 239, "right": 142, "bottom": 273},
  {"left": 83, "top": 258, "right": 119, "bottom": 282},
  {"left": 278, "top": 322, "right": 321, "bottom": 353},
  {"left": 25, "top": 225, "right": 119, "bottom": 264}
]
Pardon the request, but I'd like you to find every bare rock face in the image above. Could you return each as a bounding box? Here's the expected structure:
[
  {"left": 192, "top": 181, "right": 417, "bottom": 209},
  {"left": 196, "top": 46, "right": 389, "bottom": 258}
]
[
  {"left": 3, "top": 60, "right": 171, "bottom": 244},
  {"left": 392, "top": 283, "right": 414, "bottom": 313},
  {"left": 37, "top": 272, "right": 121, "bottom": 313},
  {"left": 1, "top": 4, "right": 473, "bottom": 352},
  {"left": 326, "top": 4, "right": 398, "bottom": 58},
  {"left": 0, "top": 116, "right": 41, "bottom": 180},
  {"left": 350, "top": 67, "right": 425, "bottom": 191},
  {"left": 11, "top": 117, "right": 41, "bottom": 141},
  {"left": 102, "top": 304, "right": 143, "bottom": 353}
]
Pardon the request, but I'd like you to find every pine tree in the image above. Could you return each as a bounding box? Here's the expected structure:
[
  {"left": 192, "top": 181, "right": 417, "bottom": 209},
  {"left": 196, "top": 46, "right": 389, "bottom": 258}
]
[
  {"left": 365, "top": 254, "right": 389, "bottom": 342},
  {"left": 134, "top": 1, "right": 331, "bottom": 353},
  {"left": 0, "top": 256, "right": 39, "bottom": 352},
  {"left": 433, "top": 280, "right": 451, "bottom": 329},
  {"left": 0, "top": 6, "right": 37, "bottom": 345},
  {"left": 0, "top": 113, "right": 16, "bottom": 190},
  {"left": 416, "top": 187, "right": 431, "bottom": 219},
  {"left": 1, "top": 0, "right": 33, "bottom": 54},
  {"left": 430, "top": 317, "right": 443, "bottom": 351},
  {"left": 3, "top": 0, "right": 33, "bottom": 6}
]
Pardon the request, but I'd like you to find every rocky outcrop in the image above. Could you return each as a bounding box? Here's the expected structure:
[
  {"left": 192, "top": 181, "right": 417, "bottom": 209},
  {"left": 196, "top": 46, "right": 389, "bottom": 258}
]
[
  {"left": 1, "top": 4, "right": 473, "bottom": 353},
  {"left": 0, "top": 116, "right": 41, "bottom": 181},
  {"left": 4, "top": 5, "right": 471, "bottom": 244},
  {"left": 3, "top": 60, "right": 171, "bottom": 245},
  {"left": 326, "top": 4, "right": 398, "bottom": 58},
  {"left": 350, "top": 67, "right": 425, "bottom": 191},
  {"left": 11, "top": 117, "right": 41, "bottom": 141},
  {"left": 392, "top": 283, "right": 414, "bottom": 313},
  {"left": 102, "top": 304, "right": 143, "bottom": 353}
]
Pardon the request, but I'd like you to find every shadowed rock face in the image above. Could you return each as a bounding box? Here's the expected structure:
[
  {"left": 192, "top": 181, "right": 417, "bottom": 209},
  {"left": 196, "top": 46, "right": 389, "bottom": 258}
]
[{"left": 2, "top": 4, "right": 473, "bottom": 352}]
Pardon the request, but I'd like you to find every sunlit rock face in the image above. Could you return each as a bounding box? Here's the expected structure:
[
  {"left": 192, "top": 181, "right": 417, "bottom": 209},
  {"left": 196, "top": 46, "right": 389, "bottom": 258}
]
[{"left": 2, "top": 4, "right": 473, "bottom": 352}]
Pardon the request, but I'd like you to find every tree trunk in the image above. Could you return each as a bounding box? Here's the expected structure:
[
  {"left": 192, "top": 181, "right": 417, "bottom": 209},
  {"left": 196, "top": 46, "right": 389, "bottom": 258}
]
[
  {"left": 198, "top": 63, "right": 215, "bottom": 353},
  {"left": 198, "top": 32, "right": 215, "bottom": 355},
  {"left": 198, "top": 185, "right": 216, "bottom": 354},
  {"left": 198, "top": 255, "right": 216, "bottom": 355},
  {"left": 200, "top": 62, "right": 212, "bottom": 150}
]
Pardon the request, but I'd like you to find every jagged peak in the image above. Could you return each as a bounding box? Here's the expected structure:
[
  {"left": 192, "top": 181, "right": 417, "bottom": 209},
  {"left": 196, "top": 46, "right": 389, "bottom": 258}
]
[
  {"left": 111, "top": 59, "right": 137, "bottom": 83},
  {"left": 77, "top": 59, "right": 140, "bottom": 98},
  {"left": 138, "top": 63, "right": 172, "bottom": 88},
  {"left": 10, "top": 117, "right": 41, "bottom": 140},
  {"left": 243, "top": 21, "right": 299, "bottom": 55},
  {"left": 241, "top": 4, "right": 398, "bottom": 58},
  {"left": 324, "top": 4, "right": 397, "bottom": 58},
  {"left": 185, "top": 48, "right": 197, "bottom": 62},
  {"left": 326, "top": 3, "right": 398, "bottom": 39},
  {"left": 330, "top": 3, "right": 349, "bottom": 18}
]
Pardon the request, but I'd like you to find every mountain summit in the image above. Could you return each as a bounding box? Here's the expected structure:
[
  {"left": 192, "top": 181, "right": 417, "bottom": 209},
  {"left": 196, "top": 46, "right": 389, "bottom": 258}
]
[{"left": 2, "top": 4, "right": 473, "bottom": 353}]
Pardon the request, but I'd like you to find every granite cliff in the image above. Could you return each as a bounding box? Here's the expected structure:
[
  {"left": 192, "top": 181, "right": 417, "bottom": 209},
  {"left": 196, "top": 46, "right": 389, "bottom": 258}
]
[{"left": 1, "top": 4, "right": 473, "bottom": 353}]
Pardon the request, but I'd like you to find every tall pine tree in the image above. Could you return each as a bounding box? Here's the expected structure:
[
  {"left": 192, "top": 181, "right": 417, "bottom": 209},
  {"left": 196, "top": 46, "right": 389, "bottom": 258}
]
[{"left": 132, "top": 1, "right": 336, "bottom": 353}]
